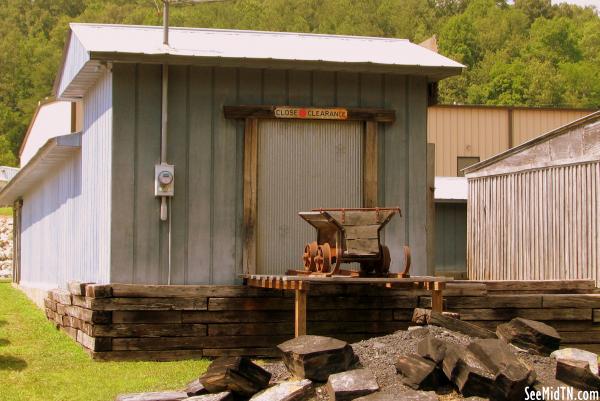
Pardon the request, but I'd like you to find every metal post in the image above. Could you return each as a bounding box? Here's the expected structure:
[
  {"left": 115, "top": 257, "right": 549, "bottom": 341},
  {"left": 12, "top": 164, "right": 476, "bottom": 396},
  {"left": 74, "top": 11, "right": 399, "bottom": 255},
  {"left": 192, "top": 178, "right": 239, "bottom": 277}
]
[{"left": 163, "top": 0, "right": 170, "bottom": 46}]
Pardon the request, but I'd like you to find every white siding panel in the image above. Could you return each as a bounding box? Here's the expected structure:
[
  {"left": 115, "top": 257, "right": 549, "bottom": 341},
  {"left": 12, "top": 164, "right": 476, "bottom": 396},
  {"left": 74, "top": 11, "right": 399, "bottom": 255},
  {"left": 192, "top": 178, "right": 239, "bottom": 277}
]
[
  {"left": 81, "top": 70, "right": 112, "bottom": 284},
  {"left": 20, "top": 71, "right": 112, "bottom": 289},
  {"left": 58, "top": 33, "right": 90, "bottom": 98},
  {"left": 467, "top": 161, "right": 600, "bottom": 284}
]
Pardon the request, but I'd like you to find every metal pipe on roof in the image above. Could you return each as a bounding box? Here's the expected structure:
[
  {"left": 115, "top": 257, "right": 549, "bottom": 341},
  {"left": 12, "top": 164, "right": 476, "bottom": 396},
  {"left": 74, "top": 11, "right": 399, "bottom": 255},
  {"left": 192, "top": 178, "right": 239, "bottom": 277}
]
[{"left": 163, "top": 1, "right": 170, "bottom": 46}]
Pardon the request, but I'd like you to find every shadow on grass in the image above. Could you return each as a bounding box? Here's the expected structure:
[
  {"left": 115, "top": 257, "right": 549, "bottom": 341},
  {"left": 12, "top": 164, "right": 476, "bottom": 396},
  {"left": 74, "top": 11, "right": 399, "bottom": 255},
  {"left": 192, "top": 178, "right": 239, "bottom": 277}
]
[
  {"left": 0, "top": 355, "right": 27, "bottom": 371},
  {"left": 0, "top": 319, "right": 7, "bottom": 326},
  {"left": 0, "top": 338, "right": 9, "bottom": 346}
]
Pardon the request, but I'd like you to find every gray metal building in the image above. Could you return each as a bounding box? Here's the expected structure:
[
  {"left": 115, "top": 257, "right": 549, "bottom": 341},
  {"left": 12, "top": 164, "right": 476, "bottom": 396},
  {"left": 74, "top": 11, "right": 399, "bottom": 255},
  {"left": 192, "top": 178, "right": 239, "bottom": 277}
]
[
  {"left": 0, "top": 23, "right": 462, "bottom": 291},
  {"left": 465, "top": 111, "right": 600, "bottom": 284}
]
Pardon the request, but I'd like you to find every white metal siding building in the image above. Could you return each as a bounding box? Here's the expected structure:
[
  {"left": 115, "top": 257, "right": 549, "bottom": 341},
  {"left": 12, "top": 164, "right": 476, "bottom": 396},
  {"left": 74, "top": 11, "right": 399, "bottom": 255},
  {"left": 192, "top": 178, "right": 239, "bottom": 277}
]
[{"left": 465, "top": 111, "right": 600, "bottom": 284}]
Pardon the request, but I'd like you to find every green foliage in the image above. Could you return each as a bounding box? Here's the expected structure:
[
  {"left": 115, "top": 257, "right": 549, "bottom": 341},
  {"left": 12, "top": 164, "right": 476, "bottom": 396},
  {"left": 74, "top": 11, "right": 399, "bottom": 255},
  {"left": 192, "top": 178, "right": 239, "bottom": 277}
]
[
  {"left": 0, "top": 281, "right": 211, "bottom": 401},
  {"left": 0, "top": 0, "right": 599, "bottom": 165}
]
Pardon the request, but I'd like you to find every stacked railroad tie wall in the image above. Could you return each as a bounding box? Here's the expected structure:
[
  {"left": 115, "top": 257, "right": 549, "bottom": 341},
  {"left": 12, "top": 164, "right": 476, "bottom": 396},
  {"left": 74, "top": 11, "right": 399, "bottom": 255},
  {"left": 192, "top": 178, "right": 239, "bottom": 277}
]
[{"left": 43, "top": 280, "right": 600, "bottom": 361}]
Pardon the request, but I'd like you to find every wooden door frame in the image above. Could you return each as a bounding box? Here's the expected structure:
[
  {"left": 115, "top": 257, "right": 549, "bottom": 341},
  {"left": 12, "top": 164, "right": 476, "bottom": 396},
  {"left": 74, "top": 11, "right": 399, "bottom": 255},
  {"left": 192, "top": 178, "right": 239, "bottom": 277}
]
[{"left": 224, "top": 105, "right": 395, "bottom": 274}]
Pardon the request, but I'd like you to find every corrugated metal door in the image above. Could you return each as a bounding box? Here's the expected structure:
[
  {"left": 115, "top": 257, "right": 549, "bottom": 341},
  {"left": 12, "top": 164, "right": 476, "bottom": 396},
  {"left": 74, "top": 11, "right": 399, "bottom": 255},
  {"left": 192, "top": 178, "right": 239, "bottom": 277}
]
[{"left": 256, "top": 120, "right": 363, "bottom": 274}]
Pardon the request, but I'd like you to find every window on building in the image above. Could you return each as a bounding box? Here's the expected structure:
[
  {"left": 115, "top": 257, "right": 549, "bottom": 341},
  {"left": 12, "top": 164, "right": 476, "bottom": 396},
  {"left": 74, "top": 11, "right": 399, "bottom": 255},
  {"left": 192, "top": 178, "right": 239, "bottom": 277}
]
[{"left": 457, "top": 156, "right": 480, "bottom": 177}]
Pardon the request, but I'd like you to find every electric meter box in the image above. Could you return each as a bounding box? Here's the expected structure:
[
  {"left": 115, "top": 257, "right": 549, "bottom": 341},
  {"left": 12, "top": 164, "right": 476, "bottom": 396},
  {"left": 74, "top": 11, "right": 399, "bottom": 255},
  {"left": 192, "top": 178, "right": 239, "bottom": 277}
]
[{"left": 155, "top": 163, "right": 175, "bottom": 197}]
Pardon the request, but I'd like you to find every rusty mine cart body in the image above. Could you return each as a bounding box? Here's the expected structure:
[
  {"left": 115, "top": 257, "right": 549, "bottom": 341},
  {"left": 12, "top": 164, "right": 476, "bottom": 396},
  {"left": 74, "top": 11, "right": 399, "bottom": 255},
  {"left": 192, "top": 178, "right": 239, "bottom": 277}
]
[{"left": 297, "top": 207, "right": 411, "bottom": 277}]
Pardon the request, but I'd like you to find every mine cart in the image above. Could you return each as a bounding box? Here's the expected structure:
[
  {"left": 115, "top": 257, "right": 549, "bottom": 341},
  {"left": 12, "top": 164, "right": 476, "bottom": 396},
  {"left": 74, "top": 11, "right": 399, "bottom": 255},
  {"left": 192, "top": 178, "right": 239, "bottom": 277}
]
[{"left": 298, "top": 207, "right": 410, "bottom": 277}]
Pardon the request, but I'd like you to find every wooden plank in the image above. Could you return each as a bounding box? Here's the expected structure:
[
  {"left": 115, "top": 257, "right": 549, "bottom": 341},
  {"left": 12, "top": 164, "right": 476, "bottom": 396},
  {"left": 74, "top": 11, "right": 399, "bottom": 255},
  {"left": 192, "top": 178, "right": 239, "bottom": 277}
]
[
  {"left": 543, "top": 295, "right": 600, "bottom": 308},
  {"left": 208, "top": 322, "right": 294, "bottom": 336},
  {"left": 344, "top": 225, "right": 380, "bottom": 240},
  {"left": 431, "top": 290, "right": 443, "bottom": 313},
  {"left": 208, "top": 297, "right": 294, "bottom": 311},
  {"left": 203, "top": 348, "right": 279, "bottom": 358},
  {"left": 559, "top": 331, "right": 600, "bottom": 344},
  {"left": 457, "top": 280, "right": 596, "bottom": 292},
  {"left": 309, "top": 321, "right": 408, "bottom": 335},
  {"left": 364, "top": 121, "right": 378, "bottom": 208},
  {"left": 90, "top": 350, "right": 204, "bottom": 362},
  {"left": 73, "top": 297, "right": 208, "bottom": 311},
  {"left": 295, "top": 288, "right": 307, "bottom": 337},
  {"left": 77, "top": 330, "right": 112, "bottom": 352},
  {"left": 92, "top": 324, "right": 207, "bottom": 338},
  {"left": 60, "top": 326, "right": 78, "bottom": 341},
  {"left": 310, "top": 309, "right": 394, "bottom": 322},
  {"left": 112, "top": 311, "right": 182, "bottom": 324},
  {"left": 85, "top": 285, "right": 112, "bottom": 298},
  {"left": 64, "top": 305, "right": 111, "bottom": 324},
  {"left": 67, "top": 281, "right": 89, "bottom": 296},
  {"left": 420, "top": 295, "right": 542, "bottom": 309},
  {"left": 308, "top": 296, "right": 418, "bottom": 310},
  {"left": 110, "top": 284, "right": 277, "bottom": 298},
  {"left": 243, "top": 117, "right": 258, "bottom": 275},
  {"left": 182, "top": 310, "right": 292, "bottom": 324},
  {"left": 428, "top": 311, "right": 496, "bottom": 339},
  {"left": 594, "top": 309, "right": 600, "bottom": 323},
  {"left": 112, "top": 335, "right": 289, "bottom": 351},
  {"left": 470, "top": 320, "right": 600, "bottom": 332},
  {"left": 345, "top": 238, "right": 379, "bottom": 255},
  {"left": 443, "top": 283, "right": 487, "bottom": 296},
  {"left": 455, "top": 308, "right": 592, "bottom": 321},
  {"left": 50, "top": 289, "right": 72, "bottom": 305}
]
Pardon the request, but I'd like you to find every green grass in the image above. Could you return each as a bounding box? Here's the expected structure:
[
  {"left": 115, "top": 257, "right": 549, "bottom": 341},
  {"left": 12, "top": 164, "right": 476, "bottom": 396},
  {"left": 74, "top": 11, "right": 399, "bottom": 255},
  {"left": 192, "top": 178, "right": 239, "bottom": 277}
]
[
  {"left": 0, "top": 207, "right": 12, "bottom": 216},
  {"left": 0, "top": 280, "right": 211, "bottom": 401}
]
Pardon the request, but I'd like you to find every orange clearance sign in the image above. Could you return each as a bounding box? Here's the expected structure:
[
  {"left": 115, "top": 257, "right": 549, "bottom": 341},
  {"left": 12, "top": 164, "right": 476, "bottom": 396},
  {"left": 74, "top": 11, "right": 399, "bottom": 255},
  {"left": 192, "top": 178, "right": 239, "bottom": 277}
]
[{"left": 274, "top": 106, "right": 348, "bottom": 120}]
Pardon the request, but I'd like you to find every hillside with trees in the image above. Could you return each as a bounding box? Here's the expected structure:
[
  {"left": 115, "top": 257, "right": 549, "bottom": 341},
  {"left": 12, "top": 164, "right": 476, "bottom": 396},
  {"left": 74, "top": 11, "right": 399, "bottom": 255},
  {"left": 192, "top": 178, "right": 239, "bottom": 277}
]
[{"left": 0, "top": 0, "right": 599, "bottom": 165}]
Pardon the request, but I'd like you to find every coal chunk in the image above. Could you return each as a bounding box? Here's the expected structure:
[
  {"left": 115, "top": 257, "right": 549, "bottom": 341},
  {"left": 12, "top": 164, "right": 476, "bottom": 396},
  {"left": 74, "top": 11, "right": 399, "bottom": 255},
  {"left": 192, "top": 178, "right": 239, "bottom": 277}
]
[
  {"left": 199, "top": 356, "right": 271, "bottom": 397},
  {"left": 325, "top": 369, "right": 379, "bottom": 401},
  {"left": 395, "top": 353, "right": 448, "bottom": 390},
  {"left": 496, "top": 318, "right": 560, "bottom": 356},
  {"left": 277, "top": 335, "right": 357, "bottom": 382}
]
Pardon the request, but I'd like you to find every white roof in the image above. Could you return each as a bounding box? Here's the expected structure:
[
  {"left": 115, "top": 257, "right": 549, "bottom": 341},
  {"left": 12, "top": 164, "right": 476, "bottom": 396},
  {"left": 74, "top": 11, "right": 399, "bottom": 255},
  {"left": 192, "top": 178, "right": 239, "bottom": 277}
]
[
  {"left": 55, "top": 23, "right": 463, "bottom": 99},
  {"left": 435, "top": 177, "right": 468, "bottom": 202}
]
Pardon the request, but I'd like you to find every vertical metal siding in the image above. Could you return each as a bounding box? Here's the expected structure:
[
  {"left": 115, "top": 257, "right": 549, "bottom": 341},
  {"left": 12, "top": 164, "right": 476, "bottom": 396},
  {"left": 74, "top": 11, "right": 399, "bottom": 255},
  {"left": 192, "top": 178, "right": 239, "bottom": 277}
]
[
  {"left": 111, "top": 65, "right": 428, "bottom": 284},
  {"left": 428, "top": 106, "right": 595, "bottom": 176},
  {"left": 467, "top": 161, "right": 600, "bottom": 284},
  {"left": 80, "top": 70, "right": 112, "bottom": 284},
  {"left": 19, "top": 71, "right": 112, "bottom": 290},
  {"left": 58, "top": 33, "right": 90, "bottom": 97},
  {"left": 435, "top": 202, "right": 467, "bottom": 273},
  {"left": 427, "top": 106, "right": 508, "bottom": 176},
  {"left": 20, "top": 153, "right": 81, "bottom": 289},
  {"left": 512, "top": 109, "right": 592, "bottom": 146},
  {"left": 256, "top": 120, "right": 363, "bottom": 274}
]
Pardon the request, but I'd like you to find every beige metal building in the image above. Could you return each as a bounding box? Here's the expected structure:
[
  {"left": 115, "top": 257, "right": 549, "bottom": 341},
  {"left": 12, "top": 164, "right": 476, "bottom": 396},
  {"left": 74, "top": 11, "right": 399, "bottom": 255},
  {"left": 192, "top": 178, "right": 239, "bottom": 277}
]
[
  {"left": 428, "top": 105, "right": 594, "bottom": 177},
  {"left": 464, "top": 111, "right": 600, "bottom": 283}
]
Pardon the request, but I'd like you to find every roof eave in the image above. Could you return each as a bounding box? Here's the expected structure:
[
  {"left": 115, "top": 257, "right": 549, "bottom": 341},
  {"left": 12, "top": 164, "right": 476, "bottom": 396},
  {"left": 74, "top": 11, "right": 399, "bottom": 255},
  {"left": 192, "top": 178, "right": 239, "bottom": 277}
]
[
  {"left": 464, "top": 110, "right": 600, "bottom": 176},
  {"left": 0, "top": 133, "right": 81, "bottom": 206}
]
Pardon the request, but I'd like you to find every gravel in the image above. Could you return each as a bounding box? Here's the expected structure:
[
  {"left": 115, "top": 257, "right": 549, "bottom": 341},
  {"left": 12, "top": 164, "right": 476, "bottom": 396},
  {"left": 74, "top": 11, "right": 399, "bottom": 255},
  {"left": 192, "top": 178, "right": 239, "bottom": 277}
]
[
  {"left": 0, "top": 216, "right": 12, "bottom": 279},
  {"left": 263, "top": 325, "right": 561, "bottom": 401}
]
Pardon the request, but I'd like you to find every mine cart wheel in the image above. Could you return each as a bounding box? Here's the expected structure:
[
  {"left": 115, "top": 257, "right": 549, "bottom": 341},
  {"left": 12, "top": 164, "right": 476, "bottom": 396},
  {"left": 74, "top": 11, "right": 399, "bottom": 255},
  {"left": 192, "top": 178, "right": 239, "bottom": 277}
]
[
  {"left": 374, "top": 245, "right": 391, "bottom": 276},
  {"left": 303, "top": 241, "right": 318, "bottom": 272},
  {"left": 360, "top": 262, "right": 376, "bottom": 275},
  {"left": 315, "top": 243, "right": 333, "bottom": 273}
]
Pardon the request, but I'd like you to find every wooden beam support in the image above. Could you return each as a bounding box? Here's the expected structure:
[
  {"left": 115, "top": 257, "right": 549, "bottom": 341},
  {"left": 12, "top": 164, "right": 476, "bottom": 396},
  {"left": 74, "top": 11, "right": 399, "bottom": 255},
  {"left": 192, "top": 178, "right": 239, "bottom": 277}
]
[
  {"left": 295, "top": 288, "right": 308, "bottom": 337},
  {"left": 243, "top": 118, "right": 259, "bottom": 275}
]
